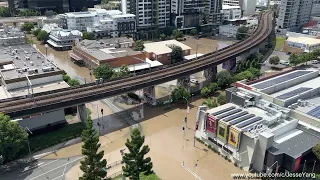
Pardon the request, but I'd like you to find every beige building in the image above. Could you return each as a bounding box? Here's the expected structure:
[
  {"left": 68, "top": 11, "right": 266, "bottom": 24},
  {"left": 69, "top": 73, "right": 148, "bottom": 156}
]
[{"left": 143, "top": 40, "right": 191, "bottom": 65}]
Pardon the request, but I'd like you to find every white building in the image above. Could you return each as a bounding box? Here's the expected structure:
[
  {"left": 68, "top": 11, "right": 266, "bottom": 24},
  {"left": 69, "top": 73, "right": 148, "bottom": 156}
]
[
  {"left": 256, "top": 0, "right": 270, "bottom": 7},
  {"left": 221, "top": 5, "right": 242, "bottom": 21},
  {"left": 219, "top": 18, "right": 258, "bottom": 37},
  {"left": 277, "top": 0, "right": 314, "bottom": 31},
  {"left": 286, "top": 36, "right": 320, "bottom": 53},
  {"left": 37, "top": 16, "right": 62, "bottom": 28},
  {"left": 223, "top": 0, "right": 257, "bottom": 16},
  {"left": 47, "top": 30, "right": 82, "bottom": 51},
  {"left": 58, "top": 9, "right": 136, "bottom": 38}
]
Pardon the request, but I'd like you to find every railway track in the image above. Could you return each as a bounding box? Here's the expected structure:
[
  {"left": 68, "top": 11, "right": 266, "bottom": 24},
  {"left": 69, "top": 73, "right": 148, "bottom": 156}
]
[{"left": 0, "top": 11, "right": 274, "bottom": 115}]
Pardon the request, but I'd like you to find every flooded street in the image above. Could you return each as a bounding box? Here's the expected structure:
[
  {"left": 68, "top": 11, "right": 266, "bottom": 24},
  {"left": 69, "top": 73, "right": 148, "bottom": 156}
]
[{"left": 31, "top": 37, "right": 244, "bottom": 179}]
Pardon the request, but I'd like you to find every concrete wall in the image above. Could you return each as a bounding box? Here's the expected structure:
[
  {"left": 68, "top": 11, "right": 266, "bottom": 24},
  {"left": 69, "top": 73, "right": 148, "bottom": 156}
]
[
  {"left": 290, "top": 110, "right": 320, "bottom": 128},
  {"left": 260, "top": 71, "right": 318, "bottom": 94},
  {"left": 236, "top": 134, "right": 256, "bottom": 171},
  {"left": 16, "top": 109, "right": 66, "bottom": 131},
  {"left": 271, "top": 120, "right": 298, "bottom": 137}
]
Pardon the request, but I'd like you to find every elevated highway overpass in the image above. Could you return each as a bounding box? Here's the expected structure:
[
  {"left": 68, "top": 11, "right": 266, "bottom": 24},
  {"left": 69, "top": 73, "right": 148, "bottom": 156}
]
[{"left": 0, "top": 11, "right": 275, "bottom": 119}]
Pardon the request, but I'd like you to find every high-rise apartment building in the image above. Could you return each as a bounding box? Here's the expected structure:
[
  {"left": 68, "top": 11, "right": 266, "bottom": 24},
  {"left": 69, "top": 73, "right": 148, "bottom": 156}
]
[
  {"left": 125, "top": 0, "right": 170, "bottom": 29},
  {"left": 277, "top": 0, "right": 314, "bottom": 31},
  {"left": 171, "top": 0, "right": 221, "bottom": 34},
  {"left": 311, "top": 0, "right": 320, "bottom": 17}
]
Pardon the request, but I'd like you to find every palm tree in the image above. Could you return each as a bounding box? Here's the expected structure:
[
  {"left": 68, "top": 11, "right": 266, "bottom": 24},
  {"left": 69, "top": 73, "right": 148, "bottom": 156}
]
[{"left": 202, "top": 98, "right": 218, "bottom": 108}]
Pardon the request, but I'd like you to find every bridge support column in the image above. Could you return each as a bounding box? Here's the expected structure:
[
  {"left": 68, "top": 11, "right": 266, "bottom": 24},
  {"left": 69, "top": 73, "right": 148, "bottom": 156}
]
[
  {"left": 222, "top": 58, "right": 236, "bottom": 72},
  {"left": 77, "top": 104, "right": 87, "bottom": 126},
  {"left": 203, "top": 66, "right": 217, "bottom": 80},
  {"left": 143, "top": 86, "right": 156, "bottom": 106},
  {"left": 177, "top": 76, "right": 190, "bottom": 91}
]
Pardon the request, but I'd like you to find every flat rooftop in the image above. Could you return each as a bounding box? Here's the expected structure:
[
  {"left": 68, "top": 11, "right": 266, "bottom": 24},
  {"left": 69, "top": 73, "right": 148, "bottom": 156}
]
[
  {"left": 287, "top": 36, "right": 320, "bottom": 45},
  {"left": 80, "top": 47, "right": 141, "bottom": 61},
  {"left": 113, "top": 58, "right": 162, "bottom": 72},
  {"left": 0, "top": 81, "right": 69, "bottom": 99},
  {"left": 250, "top": 70, "right": 316, "bottom": 90},
  {"left": 0, "top": 44, "right": 61, "bottom": 81},
  {"left": 143, "top": 40, "right": 191, "bottom": 55},
  {"left": 77, "top": 37, "right": 133, "bottom": 49},
  {"left": 271, "top": 76, "right": 320, "bottom": 100}
]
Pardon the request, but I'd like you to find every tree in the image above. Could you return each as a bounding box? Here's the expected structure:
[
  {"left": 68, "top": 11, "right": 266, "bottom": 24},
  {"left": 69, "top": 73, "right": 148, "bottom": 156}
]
[
  {"left": 21, "top": 22, "right": 34, "bottom": 32},
  {"left": 216, "top": 70, "right": 233, "bottom": 89},
  {"left": 159, "top": 33, "right": 166, "bottom": 40},
  {"left": 80, "top": 116, "right": 107, "bottom": 180},
  {"left": 217, "top": 94, "right": 226, "bottom": 105},
  {"left": 37, "top": 30, "right": 49, "bottom": 43},
  {"left": 312, "top": 143, "right": 320, "bottom": 160},
  {"left": 113, "top": 65, "right": 130, "bottom": 78},
  {"left": 171, "top": 86, "right": 191, "bottom": 102},
  {"left": 122, "top": 128, "right": 153, "bottom": 179},
  {"left": 172, "top": 29, "right": 183, "bottom": 39},
  {"left": 68, "top": 79, "right": 81, "bottom": 86},
  {"left": 63, "top": 74, "right": 71, "bottom": 83},
  {"left": 0, "top": 7, "right": 11, "bottom": 17},
  {"left": 44, "top": 10, "right": 55, "bottom": 17},
  {"left": 93, "top": 64, "right": 115, "bottom": 80},
  {"left": 289, "top": 53, "right": 300, "bottom": 66},
  {"left": 133, "top": 40, "right": 144, "bottom": 51},
  {"left": 190, "top": 29, "right": 197, "bottom": 36},
  {"left": 247, "top": 67, "right": 260, "bottom": 78},
  {"left": 82, "top": 32, "right": 95, "bottom": 40},
  {"left": 201, "top": 87, "right": 211, "bottom": 97},
  {"left": 170, "top": 46, "right": 183, "bottom": 64},
  {"left": 234, "top": 70, "right": 254, "bottom": 81},
  {"left": 0, "top": 114, "right": 28, "bottom": 163},
  {"left": 202, "top": 98, "right": 218, "bottom": 108},
  {"left": 236, "top": 26, "right": 249, "bottom": 40},
  {"left": 32, "top": 28, "right": 41, "bottom": 36},
  {"left": 101, "top": 0, "right": 109, "bottom": 4},
  {"left": 269, "top": 56, "right": 280, "bottom": 65},
  {"left": 208, "top": 83, "right": 219, "bottom": 92}
]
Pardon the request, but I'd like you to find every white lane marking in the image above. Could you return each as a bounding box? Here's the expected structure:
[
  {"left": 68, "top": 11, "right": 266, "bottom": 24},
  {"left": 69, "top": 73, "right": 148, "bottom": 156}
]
[
  {"left": 29, "top": 157, "right": 83, "bottom": 180},
  {"left": 181, "top": 163, "right": 203, "bottom": 180},
  {"left": 51, "top": 174, "right": 63, "bottom": 180},
  {"left": 22, "top": 162, "right": 44, "bottom": 172},
  {"left": 19, "top": 159, "right": 59, "bottom": 176}
]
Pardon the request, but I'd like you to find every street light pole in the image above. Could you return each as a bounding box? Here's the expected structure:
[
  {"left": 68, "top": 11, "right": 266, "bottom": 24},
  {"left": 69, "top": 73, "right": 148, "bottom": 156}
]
[
  {"left": 183, "top": 96, "right": 188, "bottom": 128},
  {"left": 25, "top": 127, "right": 33, "bottom": 161}
]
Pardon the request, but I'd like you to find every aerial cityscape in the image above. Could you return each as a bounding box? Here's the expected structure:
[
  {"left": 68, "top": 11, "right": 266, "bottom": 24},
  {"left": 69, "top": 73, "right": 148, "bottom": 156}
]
[{"left": 0, "top": 0, "right": 320, "bottom": 179}]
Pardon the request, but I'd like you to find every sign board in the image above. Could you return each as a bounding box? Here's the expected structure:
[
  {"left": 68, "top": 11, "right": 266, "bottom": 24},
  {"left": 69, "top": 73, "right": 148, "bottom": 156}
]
[
  {"left": 206, "top": 114, "right": 216, "bottom": 134},
  {"left": 228, "top": 128, "right": 239, "bottom": 148},
  {"left": 292, "top": 156, "right": 302, "bottom": 172},
  {"left": 217, "top": 122, "right": 227, "bottom": 140}
]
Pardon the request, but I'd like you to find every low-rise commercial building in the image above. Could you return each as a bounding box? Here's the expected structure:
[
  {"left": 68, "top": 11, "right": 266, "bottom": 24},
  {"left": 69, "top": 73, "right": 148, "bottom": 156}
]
[
  {"left": 0, "top": 44, "right": 68, "bottom": 131},
  {"left": 196, "top": 70, "right": 320, "bottom": 173},
  {"left": 37, "top": 16, "right": 63, "bottom": 28},
  {"left": 286, "top": 36, "right": 320, "bottom": 53},
  {"left": 143, "top": 40, "right": 191, "bottom": 65},
  {"left": 47, "top": 29, "right": 82, "bottom": 51},
  {"left": 219, "top": 18, "right": 258, "bottom": 37},
  {"left": 69, "top": 37, "right": 148, "bottom": 69}
]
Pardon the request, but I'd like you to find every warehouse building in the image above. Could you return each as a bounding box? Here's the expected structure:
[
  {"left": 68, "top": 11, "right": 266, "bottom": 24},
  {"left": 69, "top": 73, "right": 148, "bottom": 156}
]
[{"left": 0, "top": 44, "right": 69, "bottom": 131}]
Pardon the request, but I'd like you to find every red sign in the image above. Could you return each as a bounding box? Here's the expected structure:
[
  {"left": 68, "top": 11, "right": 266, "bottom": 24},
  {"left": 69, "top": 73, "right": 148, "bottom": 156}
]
[
  {"left": 292, "top": 156, "right": 302, "bottom": 172},
  {"left": 206, "top": 115, "right": 216, "bottom": 134}
]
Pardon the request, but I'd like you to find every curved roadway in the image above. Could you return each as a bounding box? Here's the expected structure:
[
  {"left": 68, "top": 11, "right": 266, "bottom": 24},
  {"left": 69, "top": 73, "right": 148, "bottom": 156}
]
[{"left": 0, "top": 11, "right": 274, "bottom": 117}]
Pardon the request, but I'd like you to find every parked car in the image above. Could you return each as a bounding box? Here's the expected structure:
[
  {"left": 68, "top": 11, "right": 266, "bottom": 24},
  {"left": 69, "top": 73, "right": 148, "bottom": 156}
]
[
  {"left": 190, "top": 79, "right": 198, "bottom": 84},
  {"left": 280, "top": 60, "right": 290, "bottom": 66},
  {"left": 312, "top": 60, "right": 319, "bottom": 64}
]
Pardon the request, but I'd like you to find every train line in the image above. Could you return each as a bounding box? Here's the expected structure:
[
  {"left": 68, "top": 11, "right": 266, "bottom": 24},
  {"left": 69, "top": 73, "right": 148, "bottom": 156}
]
[{"left": 0, "top": 11, "right": 274, "bottom": 115}]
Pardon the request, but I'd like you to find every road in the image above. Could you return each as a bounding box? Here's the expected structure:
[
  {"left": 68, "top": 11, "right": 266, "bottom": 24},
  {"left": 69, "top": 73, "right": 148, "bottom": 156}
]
[
  {"left": 0, "top": 156, "right": 83, "bottom": 180},
  {"left": 0, "top": 16, "right": 43, "bottom": 23}
]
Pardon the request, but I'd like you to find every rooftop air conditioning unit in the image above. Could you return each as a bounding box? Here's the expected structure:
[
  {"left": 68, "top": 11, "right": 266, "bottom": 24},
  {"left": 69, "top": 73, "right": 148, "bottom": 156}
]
[{"left": 30, "top": 61, "right": 34, "bottom": 66}]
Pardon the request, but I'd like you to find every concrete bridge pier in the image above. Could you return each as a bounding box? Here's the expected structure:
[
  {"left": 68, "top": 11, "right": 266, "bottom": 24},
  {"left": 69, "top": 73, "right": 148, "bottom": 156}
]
[
  {"left": 177, "top": 76, "right": 190, "bottom": 92},
  {"left": 203, "top": 66, "right": 218, "bottom": 80},
  {"left": 143, "top": 86, "right": 156, "bottom": 105},
  {"left": 77, "top": 104, "right": 87, "bottom": 126}
]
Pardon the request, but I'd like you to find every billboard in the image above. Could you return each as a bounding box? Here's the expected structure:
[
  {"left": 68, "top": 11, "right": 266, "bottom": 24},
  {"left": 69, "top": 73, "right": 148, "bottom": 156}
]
[
  {"left": 217, "top": 122, "right": 227, "bottom": 140},
  {"left": 292, "top": 156, "right": 302, "bottom": 172},
  {"left": 206, "top": 115, "right": 216, "bottom": 134},
  {"left": 228, "top": 128, "right": 239, "bottom": 148}
]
